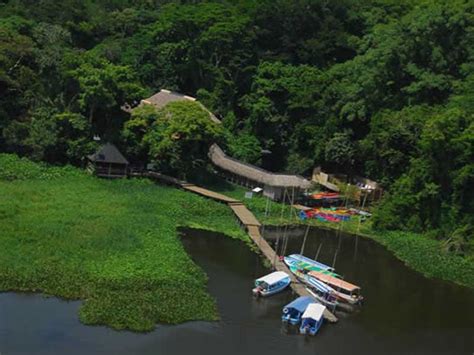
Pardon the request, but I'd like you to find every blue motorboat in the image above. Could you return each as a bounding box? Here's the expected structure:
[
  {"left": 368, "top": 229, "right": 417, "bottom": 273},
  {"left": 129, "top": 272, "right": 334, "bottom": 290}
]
[
  {"left": 281, "top": 296, "right": 314, "bottom": 325},
  {"left": 299, "top": 303, "right": 326, "bottom": 336},
  {"left": 252, "top": 271, "right": 291, "bottom": 297}
]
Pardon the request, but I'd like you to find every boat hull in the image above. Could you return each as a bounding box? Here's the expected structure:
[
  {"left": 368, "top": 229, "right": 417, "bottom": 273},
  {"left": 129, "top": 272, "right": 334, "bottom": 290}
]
[
  {"left": 252, "top": 279, "right": 290, "bottom": 297},
  {"left": 299, "top": 324, "right": 320, "bottom": 336},
  {"left": 305, "top": 287, "right": 355, "bottom": 313},
  {"left": 284, "top": 256, "right": 340, "bottom": 278},
  {"left": 281, "top": 315, "right": 301, "bottom": 326}
]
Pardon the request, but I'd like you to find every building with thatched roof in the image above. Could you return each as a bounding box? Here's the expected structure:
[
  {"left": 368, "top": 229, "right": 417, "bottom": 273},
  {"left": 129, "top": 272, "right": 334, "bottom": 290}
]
[
  {"left": 128, "top": 90, "right": 310, "bottom": 200},
  {"left": 87, "top": 143, "right": 129, "bottom": 178},
  {"left": 140, "top": 89, "right": 221, "bottom": 124},
  {"left": 209, "top": 144, "right": 312, "bottom": 201}
]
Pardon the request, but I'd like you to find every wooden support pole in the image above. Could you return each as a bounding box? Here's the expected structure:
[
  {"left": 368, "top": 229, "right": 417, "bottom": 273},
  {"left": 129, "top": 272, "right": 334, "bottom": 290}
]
[
  {"left": 300, "top": 224, "right": 310, "bottom": 255},
  {"left": 315, "top": 242, "right": 323, "bottom": 260}
]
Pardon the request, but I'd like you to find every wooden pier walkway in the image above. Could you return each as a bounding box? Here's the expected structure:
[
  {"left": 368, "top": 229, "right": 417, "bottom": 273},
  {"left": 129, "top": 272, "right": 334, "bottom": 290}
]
[{"left": 141, "top": 171, "right": 338, "bottom": 323}]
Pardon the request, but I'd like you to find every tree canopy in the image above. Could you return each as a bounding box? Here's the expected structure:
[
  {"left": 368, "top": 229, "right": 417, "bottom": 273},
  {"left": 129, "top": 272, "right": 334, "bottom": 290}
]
[
  {"left": 0, "top": 0, "right": 473, "bottom": 249},
  {"left": 125, "top": 101, "right": 223, "bottom": 178}
]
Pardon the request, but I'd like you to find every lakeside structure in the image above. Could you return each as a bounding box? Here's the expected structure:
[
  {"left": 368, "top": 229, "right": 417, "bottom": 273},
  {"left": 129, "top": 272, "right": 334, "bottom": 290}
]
[
  {"left": 209, "top": 144, "right": 312, "bottom": 201},
  {"left": 87, "top": 143, "right": 129, "bottom": 178},
  {"left": 128, "top": 89, "right": 313, "bottom": 202},
  {"left": 137, "top": 89, "right": 221, "bottom": 124},
  {"left": 312, "top": 167, "right": 384, "bottom": 203}
]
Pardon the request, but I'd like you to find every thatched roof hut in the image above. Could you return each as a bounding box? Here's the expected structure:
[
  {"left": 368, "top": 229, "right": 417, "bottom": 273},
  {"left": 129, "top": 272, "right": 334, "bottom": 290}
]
[
  {"left": 140, "top": 89, "right": 221, "bottom": 124},
  {"left": 209, "top": 144, "right": 311, "bottom": 201}
]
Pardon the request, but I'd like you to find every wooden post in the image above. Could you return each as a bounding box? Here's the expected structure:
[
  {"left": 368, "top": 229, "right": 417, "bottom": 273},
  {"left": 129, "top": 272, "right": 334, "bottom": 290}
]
[
  {"left": 315, "top": 242, "right": 323, "bottom": 260},
  {"left": 331, "top": 248, "right": 339, "bottom": 269},
  {"left": 300, "top": 224, "right": 310, "bottom": 255}
]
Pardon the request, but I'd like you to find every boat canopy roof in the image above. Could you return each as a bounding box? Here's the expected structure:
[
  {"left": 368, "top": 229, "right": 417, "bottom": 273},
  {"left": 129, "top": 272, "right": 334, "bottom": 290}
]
[
  {"left": 256, "top": 271, "right": 289, "bottom": 285},
  {"left": 302, "top": 303, "right": 326, "bottom": 322},
  {"left": 307, "top": 276, "right": 334, "bottom": 293},
  {"left": 287, "top": 254, "right": 335, "bottom": 271},
  {"left": 309, "top": 271, "right": 360, "bottom": 292},
  {"left": 283, "top": 296, "right": 314, "bottom": 313}
]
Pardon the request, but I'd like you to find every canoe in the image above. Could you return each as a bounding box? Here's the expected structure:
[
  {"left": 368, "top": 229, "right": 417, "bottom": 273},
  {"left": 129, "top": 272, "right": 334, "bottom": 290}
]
[{"left": 252, "top": 271, "right": 291, "bottom": 297}]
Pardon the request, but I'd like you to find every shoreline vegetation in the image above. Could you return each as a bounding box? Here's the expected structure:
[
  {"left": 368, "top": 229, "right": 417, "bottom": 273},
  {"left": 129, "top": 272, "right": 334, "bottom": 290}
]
[
  {"left": 0, "top": 154, "right": 246, "bottom": 331},
  {"left": 1, "top": 154, "right": 473, "bottom": 333},
  {"left": 1, "top": 0, "right": 473, "bottom": 307},
  {"left": 1, "top": 0, "right": 472, "bottom": 294}
]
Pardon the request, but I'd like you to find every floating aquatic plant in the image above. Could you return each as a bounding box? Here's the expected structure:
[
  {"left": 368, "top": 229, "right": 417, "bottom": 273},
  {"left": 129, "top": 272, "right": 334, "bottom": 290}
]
[{"left": 0, "top": 154, "right": 245, "bottom": 331}]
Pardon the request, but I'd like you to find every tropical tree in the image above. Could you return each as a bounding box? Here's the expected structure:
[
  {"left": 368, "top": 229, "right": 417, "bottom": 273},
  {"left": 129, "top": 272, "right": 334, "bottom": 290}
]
[{"left": 143, "top": 101, "right": 224, "bottom": 178}]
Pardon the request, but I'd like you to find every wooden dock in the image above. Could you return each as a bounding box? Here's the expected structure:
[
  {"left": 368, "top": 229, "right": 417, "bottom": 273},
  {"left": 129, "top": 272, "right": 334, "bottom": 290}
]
[
  {"left": 246, "top": 226, "right": 337, "bottom": 323},
  {"left": 142, "top": 171, "right": 338, "bottom": 323},
  {"left": 182, "top": 184, "right": 240, "bottom": 204}
]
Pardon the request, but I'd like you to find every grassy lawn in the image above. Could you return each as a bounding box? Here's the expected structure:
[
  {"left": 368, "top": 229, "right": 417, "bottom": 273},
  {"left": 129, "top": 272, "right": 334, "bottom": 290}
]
[
  {"left": 0, "top": 154, "right": 246, "bottom": 331},
  {"left": 195, "top": 172, "right": 474, "bottom": 289}
]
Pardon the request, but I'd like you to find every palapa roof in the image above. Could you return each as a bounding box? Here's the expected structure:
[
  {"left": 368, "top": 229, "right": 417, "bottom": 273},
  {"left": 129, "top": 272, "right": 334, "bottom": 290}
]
[
  {"left": 141, "top": 89, "right": 221, "bottom": 124},
  {"left": 209, "top": 144, "right": 312, "bottom": 189},
  {"left": 309, "top": 271, "right": 360, "bottom": 292},
  {"left": 256, "top": 271, "right": 289, "bottom": 285},
  {"left": 87, "top": 143, "right": 129, "bottom": 165},
  {"left": 302, "top": 303, "right": 326, "bottom": 321}
]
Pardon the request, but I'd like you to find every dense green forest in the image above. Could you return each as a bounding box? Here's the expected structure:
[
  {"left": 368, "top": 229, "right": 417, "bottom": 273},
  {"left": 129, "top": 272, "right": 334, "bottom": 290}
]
[{"left": 0, "top": 0, "right": 472, "bottom": 255}]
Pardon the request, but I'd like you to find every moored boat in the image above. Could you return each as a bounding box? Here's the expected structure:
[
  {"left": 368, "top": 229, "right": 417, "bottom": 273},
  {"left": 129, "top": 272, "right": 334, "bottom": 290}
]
[
  {"left": 286, "top": 254, "right": 335, "bottom": 271},
  {"left": 299, "top": 303, "right": 326, "bottom": 336},
  {"left": 309, "top": 271, "right": 363, "bottom": 305},
  {"left": 284, "top": 255, "right": 341, "bottom": 278},
  {"left": 288, "top": 267, "right": 354, "bottom": 312},
  {"left": 287, "top": 263, "right": 340, "bottom": 283},
  {"left": 305, "top": 286, "right": 354, "bottom": 313},
  {"left": 252, "top": 271, "right": 291, "bottom": 297},
  {"left": 281, "top": 296, "right": 314, "bottom": 325},
  {"left": 304, "top": 276, "right": 338, "bottom": 309}
]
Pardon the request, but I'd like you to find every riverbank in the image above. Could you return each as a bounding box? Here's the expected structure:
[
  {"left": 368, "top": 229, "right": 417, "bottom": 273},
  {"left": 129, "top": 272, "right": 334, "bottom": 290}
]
[
  {"left": 198, "top": 175, "right": 474, "bottom": 289},
  {"left": 0, "top": 154, "right": 246, "bottom": 331}
]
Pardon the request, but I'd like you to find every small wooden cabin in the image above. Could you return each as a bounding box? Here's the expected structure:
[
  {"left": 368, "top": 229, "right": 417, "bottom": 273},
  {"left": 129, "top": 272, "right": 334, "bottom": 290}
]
[{"left": 87, "top": 143, "right": 129, "bottom": 178}]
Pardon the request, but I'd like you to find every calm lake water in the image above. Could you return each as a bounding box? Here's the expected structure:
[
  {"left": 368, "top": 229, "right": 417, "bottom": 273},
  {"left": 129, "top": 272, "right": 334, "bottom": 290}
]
[{"left": 1, "top": 227, "right": 473, "bottom": 354}]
